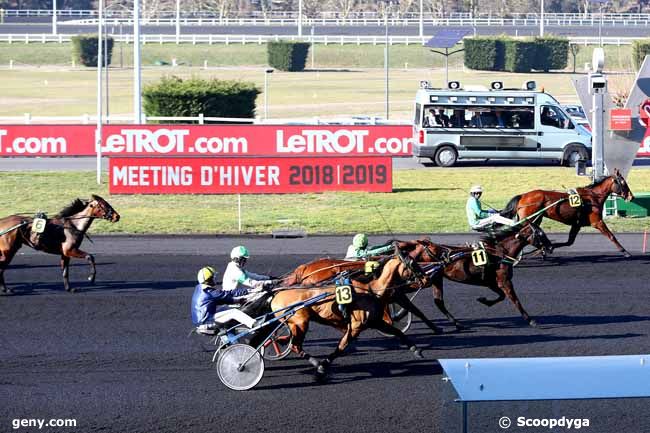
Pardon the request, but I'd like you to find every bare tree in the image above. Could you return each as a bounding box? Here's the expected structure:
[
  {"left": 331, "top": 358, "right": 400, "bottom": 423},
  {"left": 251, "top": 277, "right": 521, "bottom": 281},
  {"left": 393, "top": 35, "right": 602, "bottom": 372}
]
[{"left": 327, "top": 0, "right": 358, "bottom": 18}]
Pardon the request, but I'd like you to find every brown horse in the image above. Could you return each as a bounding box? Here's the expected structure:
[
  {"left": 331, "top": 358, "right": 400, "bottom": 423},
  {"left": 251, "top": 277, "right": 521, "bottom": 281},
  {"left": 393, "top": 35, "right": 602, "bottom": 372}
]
[
  {"left": 0, "top": 195, "right": 120, "bottom": 293},
  {"left": 501, "top": 170, "right": 634, "bottom": 257},
  {"left": 281, "top": 243, "right": 442, "bottom": 334},
  {"left": 412, "top": 221, "right": 553, "bottom": 328},
  {"left": 271, "top": 254, "right": 430, "bottom": 378}
]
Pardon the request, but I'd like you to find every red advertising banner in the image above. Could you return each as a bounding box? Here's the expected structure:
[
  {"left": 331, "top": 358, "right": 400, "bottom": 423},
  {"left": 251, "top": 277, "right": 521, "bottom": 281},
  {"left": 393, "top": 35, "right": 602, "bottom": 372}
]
[
  {"left": 609, "top": 109, "right": 632, "bottom": 131},
  {"left": 0, "top": 125, "right": 94, "bottom": 156},
  {"left": 0, "top": 125, "right": 412, "bottom": 157},
  {"left": 101, "top": 125, "right": 411, "bottom": 157},
  {"left": 109, "top": 157, "right": 393, "bottom": 194}
]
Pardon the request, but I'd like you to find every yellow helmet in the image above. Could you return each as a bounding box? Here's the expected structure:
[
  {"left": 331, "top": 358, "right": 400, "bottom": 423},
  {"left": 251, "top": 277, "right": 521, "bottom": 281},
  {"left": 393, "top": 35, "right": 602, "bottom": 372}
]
[{"left": 197, "top": 266, "right": 216, "bottom": 285}]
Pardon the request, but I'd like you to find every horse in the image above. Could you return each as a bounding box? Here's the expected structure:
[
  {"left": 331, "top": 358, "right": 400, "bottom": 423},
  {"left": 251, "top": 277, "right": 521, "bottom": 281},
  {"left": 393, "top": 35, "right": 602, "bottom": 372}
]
[
  {"left": 280, "top": 242, "right": 443, "bottom": 335},
  {"left": 500, "top": 169, "right": 635, "bottom": 257},
  {"left": 412, "top": 221, "right": 553, "bottom": 328},
  {"left": 0, "top": 195, "right": 120, "bottom": 293},
  {"left": 270, "top": 254, "right": 430, "bottom": 378}
]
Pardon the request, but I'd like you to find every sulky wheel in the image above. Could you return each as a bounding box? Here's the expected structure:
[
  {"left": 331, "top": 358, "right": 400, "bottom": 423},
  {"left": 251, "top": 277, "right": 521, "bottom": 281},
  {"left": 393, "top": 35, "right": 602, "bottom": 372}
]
[
  {"left": 377, "top": 302, "right": 413, "bottom": 337},
  {"left": 216, "top": 343, "right": 265, "bottom": 391},
  {"left": 262, "top": 322, "right": 293, "bottom": 361}
]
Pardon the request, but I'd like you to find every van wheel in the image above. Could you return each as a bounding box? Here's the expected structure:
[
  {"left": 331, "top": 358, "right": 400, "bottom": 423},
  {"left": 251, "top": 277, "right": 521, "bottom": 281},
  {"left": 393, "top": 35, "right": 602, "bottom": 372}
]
[
  {"left": 562, "top": 145, "right": 588, "bottom": 167},
  {"left": 435, "top": 146, "right": 458, "bottom": 167}
]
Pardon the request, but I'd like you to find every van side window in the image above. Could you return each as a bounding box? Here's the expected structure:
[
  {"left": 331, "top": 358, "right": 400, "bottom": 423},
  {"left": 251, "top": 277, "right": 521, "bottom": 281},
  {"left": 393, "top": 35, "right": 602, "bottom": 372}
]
[{"left": 423, "top": 106, "right": 451, "bottom": 127}]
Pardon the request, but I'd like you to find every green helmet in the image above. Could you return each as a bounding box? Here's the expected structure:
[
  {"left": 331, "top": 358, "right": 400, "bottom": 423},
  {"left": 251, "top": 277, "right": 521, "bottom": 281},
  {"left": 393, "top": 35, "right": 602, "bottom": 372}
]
[
  {"left": 197, "top": 266, "right": 216, "bottom": 285},
  {"left": 353, "top": 233, "right": 368, "bottom": 249},
  {"left": 230, "top": 245, "right": 250, "bottom": 260}
]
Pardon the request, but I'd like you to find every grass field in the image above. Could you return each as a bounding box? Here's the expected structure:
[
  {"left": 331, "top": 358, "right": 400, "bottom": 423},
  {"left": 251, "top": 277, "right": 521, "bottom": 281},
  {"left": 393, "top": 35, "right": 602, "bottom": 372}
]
[
  {"left": 1, "top": 167, "right": 649, "bottom": 235},
  {"left": 0, "top": 42, "right": 638, "bottom": 71},
  {"left": 0, "top": 66, "right": 636, "bottom": 120}
]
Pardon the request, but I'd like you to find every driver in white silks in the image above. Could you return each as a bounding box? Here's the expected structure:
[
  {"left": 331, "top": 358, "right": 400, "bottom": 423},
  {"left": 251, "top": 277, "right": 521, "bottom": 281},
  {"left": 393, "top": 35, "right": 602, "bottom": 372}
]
[{"left": 466, "top": 185, "right": 516, "bottom": 231}]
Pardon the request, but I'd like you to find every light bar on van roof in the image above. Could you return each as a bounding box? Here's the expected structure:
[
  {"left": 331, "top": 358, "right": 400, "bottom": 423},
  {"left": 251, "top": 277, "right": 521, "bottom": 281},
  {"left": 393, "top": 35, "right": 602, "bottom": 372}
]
[{"left": 448, "top": 81, "right": 461, "bottom": 90}]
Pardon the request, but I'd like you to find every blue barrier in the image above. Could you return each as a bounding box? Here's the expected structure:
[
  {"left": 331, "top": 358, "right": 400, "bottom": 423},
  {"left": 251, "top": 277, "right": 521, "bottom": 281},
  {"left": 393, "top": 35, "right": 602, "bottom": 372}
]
[{"left": 439, "top": 354, "right": 650, "bottom": 433}]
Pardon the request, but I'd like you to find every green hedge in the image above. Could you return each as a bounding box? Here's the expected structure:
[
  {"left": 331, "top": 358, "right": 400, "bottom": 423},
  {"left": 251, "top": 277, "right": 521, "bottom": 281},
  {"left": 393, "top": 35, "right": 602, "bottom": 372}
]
[
  {"left": 463, "top": 37, "right": 504, "bottom": 71},
  {"left": 534, "top": 37, "right": 569, "bottom": 71},
  {"left": 267, "top": 41, "right": 310, "bottom": 71},
  {"left": 142, "top": 76, "right": 260, "bottom": 121},
  {"left": 464, "top": 36, "right": 569, "bottom": 73},
  {"left": 632, "top": 39, "right": 650, "bottom": 70},
  {"left": 504, "top": 39, "right": 536, "bottom": 73},
  {"left": 71, "top": 34, "right": 114, "bottom": 67}
]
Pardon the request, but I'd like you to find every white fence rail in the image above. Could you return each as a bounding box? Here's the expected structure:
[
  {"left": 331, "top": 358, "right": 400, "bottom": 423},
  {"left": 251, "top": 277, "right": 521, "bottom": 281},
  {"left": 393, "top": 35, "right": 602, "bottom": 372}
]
[
  {"left": 5, "top": 9, "right": 650, "bottom": 22},
  {"left": 58, "top": 16, "right": 650, "bottom": 27},
  {"left": 0, "top": 114, "right": 408, "bottom": 125},
  {"left": 0, "top": 33, "right": 637, "bottom": 46}
]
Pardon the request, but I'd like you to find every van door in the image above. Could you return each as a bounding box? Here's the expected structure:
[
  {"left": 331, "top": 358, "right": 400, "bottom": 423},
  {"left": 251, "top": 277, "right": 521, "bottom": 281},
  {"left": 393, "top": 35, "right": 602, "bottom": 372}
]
[{"left": 538, "top": 105, "right": 576, "bottom": 160}]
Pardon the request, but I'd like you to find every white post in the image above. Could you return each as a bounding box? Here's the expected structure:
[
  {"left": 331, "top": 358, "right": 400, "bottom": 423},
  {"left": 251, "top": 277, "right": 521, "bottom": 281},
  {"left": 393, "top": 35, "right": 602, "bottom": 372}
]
[
  {"left": 237, "top": 194, "right": 242, "bottom": 233},
  {"left": 175, "top": 0, "right": 180, "bottom": 44},
  {"left": 52, "top": 0, "right": 57, "bottom": 35},
  {"left": 539, "top": 0, "right": 544, "bottom": 37},
  {"left": 590, "top": 48, "right": 606, "bottom": 180},
  {"left": 134, "top": 0, "right": 142, "bottom": 124},
  {"left": 264, "top": 72, "right": 268, "bottom": 119},
  {"left": 419, "top": 0, "right": 423, "bottom": 38},
  {"left": 384, "top": 4, "right": 389, "bottom": 120},
  {"left": 298, "top": 0, "right": 303, "bottom": 37},
  {"left": 311, "top": 26, "right": 315, "bottom": 69},
  {"left": 96, "top": 0, "right": 104, "bottom": 185},
  {"left": 599, "top": 4, "right": 603, "bottom": 47}
]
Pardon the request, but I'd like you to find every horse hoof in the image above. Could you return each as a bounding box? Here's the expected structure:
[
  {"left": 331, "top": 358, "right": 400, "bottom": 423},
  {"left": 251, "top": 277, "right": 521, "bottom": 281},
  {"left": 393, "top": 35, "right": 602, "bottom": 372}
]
[
  {"left": 88, "top": 276, "right": 96, "bottom": 283},
  {"left": 68, "top": 287, "right": 77, "bottom": 294},
  {"left": 307, "top": 357, "right": 320, "bottom": 368},
  {"left": 623, "top": 251, "right": 632, "bottom": 258},
  {"left": 1, "top": 288, "right": 13, "bottom": 295},
  {"left": 409, "top": 346, "right": 424, "bottom": 359},
  {"left": 476, "top": 297, "right": 489, "bottom": 306},
  {"left": 528, "top": 319, "right": 538, "bottom": 327}
]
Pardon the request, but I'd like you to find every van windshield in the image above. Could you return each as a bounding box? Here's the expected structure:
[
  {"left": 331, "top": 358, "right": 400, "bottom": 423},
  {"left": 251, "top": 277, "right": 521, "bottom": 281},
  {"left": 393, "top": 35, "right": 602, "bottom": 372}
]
[{"left": 422, "top": 105, "right": 534, "bottom": 129}]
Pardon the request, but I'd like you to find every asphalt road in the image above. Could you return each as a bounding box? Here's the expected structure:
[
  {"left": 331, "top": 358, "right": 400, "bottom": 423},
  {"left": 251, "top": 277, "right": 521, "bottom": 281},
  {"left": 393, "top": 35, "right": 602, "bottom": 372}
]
[
  {"left": 1, "top": 235, "right": 649, "bottom": 433},
  {"left": 0, "top": 23, "right": 647, "bottom": 37}
]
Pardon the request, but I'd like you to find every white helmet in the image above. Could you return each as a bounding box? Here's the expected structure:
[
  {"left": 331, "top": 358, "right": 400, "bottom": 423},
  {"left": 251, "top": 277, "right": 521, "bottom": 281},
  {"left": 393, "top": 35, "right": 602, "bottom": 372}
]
[
  {"left": 470, "top": 185, "right": 483, "bottom": 194},
  {"left": 230, "top": 245, "right": 250, "bottom": 260}
]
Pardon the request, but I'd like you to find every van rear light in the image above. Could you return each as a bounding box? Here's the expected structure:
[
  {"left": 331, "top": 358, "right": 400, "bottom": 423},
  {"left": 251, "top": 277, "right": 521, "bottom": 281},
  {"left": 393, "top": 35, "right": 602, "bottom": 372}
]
[{"left": 419, "top": 130, "right": 424, "bottom": 144}]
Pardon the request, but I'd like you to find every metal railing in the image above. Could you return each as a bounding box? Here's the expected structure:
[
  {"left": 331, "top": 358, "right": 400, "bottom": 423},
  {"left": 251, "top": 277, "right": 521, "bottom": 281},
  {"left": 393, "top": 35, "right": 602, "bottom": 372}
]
[{"left": 0, "top": 33, "right": 637, "bottom": 46}]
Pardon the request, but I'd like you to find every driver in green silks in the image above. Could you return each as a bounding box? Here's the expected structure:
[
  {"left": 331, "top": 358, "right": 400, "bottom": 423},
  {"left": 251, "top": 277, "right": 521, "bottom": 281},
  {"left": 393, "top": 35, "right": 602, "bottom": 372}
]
[{"left": 345, "top": 233, "right": 393, "bottom": 259}]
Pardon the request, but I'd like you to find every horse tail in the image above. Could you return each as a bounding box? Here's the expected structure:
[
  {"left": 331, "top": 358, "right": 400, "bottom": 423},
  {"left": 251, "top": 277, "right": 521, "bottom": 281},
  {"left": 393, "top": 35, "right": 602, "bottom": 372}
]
[{"left": 501, "top": 195, "right": 522, "bottom": 219}]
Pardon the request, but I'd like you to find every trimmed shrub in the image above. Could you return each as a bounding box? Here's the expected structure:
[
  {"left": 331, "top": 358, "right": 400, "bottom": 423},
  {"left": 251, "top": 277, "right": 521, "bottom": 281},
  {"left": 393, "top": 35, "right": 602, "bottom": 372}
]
[
  {"left": 463, "top": 37, "right": 505, "bottom": 71},
  {"left": 267, "top": 41, "right": 310, "bottom": 71},
  {"left": 533, "top": 37, "right": 569, "bottom": 71},
  {"left": 503, "top": 39, "right": 536, "bottom": 73},
  {"left": 71, "top": 34, "right": 114, "bottom": 67},
  {"left": 632, "top": 39, "right": 650, "bottom": 70},
  {"left": 142, "top": 76, "right": 260, "bottom": 121}
]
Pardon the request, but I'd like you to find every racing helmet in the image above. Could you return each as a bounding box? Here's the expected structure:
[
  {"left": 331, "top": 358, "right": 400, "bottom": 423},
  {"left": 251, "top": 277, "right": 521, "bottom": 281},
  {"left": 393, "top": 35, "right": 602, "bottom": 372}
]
[
  {"left": 353, "top": 233, "right": 368, "bottom": 249},
  {"left": 197, "top": 266, "right": 216, "bottom": 285},
  {"left": 470, "top": 185, "right": 483, "bottom": 194},
  {"left": 230, "top": 245, "right": 250, "bottom": 260}
]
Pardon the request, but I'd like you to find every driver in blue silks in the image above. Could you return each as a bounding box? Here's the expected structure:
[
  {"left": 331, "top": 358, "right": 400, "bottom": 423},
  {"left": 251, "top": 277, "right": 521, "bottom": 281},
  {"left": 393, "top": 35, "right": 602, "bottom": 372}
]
[{"left": 191, "top": 266, "right": 265, "bottom": 334}]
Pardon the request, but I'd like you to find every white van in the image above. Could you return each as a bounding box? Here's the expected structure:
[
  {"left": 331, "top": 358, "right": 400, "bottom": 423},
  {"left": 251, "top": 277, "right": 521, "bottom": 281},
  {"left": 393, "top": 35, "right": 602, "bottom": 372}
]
[{"left": 413, "top": 81, "right": 592, "bottom": 167}]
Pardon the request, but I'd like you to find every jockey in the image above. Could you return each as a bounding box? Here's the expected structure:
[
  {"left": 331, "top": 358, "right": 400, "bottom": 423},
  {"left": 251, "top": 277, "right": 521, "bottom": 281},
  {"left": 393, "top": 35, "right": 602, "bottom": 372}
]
[
  {"left": 191, "top": 265, "right": 265, "bottom": 334},
  {"left": 223, "top": 245, "right": 277, "bottom": 292},
  {"left": 345, "top": 233, "right": 393, "bottom": 259},
  {"left": 466, "top": 185, "right": 515, "bottom": 231}
]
